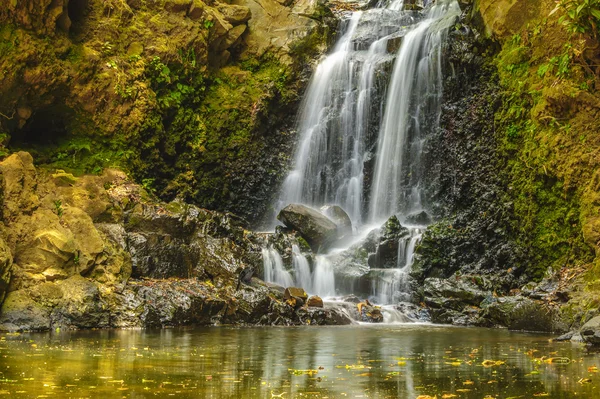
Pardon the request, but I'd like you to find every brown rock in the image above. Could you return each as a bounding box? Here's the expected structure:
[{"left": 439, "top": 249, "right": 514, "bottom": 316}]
[
  {"left": 0, "top": 152, "right": 39, "bottom": 221},
  {"left": 284, "top": 287, "right": 308, "bottom": 301},
  {"left": 306, "top": 295, "right": 323, "bottom": 308},
  {"left": 165, "top": 0, "right": 193, "bottom": 13},
  {"left": 0, "top": 238, "right": 13, "bottom": 304},
  {"left": 188, "top": 0, "right": 205, "bottom": 20},
  {"left": 216, "top": 3, "right": 251, "bottom": 25}
]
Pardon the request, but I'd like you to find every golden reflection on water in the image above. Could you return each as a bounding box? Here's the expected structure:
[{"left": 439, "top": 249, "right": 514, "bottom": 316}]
[{"left": 0, "top": 324, "right": 599, "bottom": 398}]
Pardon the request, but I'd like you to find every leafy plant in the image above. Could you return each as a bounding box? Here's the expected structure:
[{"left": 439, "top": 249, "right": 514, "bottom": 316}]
[
  {"left": 54, "top": 199, "right": 64, "bottom": 217},
  {"left": 551, "top": 0, "right": 600, "bottom": 38}
]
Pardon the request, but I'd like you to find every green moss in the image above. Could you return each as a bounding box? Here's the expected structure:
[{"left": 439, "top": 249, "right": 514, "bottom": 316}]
[{"left": 494, "top": 19, "right": 597, "bottom": 280}]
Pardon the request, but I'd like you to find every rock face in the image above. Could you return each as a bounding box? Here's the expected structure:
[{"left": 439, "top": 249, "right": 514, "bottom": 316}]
[
  {"left": 0, "top": 0, "right": 334, "bottom": 226},
  {"left": 0, "top": 153, "right": 352, "bottom": 331},
  {"left": 581, "top": 317, "right": 600, "bottom": 345},
  {"left": 277, "top": 204, "right": 339, "bottom": 251},
  {"left": 477, "top": 0, "right": 541, "bottom": 38}
]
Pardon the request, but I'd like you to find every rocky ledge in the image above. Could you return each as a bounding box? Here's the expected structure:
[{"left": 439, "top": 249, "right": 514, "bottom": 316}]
[{"left": 0, "top": 152, "right": 352, "bottom": 331}]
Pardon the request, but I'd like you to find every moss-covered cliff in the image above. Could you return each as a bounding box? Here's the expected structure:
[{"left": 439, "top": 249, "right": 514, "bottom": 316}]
[
  {"left": 415, "top": 0, "right": 600, "bottom": 330},
  {"left": 0, "top": 0, "right": 335, "bottom": 224}
]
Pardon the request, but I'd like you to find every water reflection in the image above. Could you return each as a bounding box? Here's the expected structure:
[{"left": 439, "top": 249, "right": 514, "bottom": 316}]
[{"left": 0, "top": 325, "right": 599, "bottom": 398}]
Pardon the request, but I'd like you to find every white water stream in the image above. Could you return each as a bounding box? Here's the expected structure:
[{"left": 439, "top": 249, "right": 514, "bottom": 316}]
[{"left": 263, "top": 0, "right": 460, "bottom": 312}]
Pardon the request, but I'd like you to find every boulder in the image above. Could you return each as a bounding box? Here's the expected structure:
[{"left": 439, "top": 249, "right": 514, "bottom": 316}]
[
  {"left": 382, "top": 215, "right": 409, "bottom": 240},
  {"left": 277, "top": 204, "right": 339, "bottom": 251},
  {"left": 423, "top": 277, "right": 490, "bottom": 309},
  {"left": 284, "top": 287, "right": 308, "bottom": 301},
  {"left": 581, "top": 316, "right": 600, "bottom": 345},
  {"left": 357, "top": 300, "right": 383, "bottom": 323},
  {"left": 306, "top": 295, "right": 323, "bottom": 308},
  {"left": 53, "top": 276, "right": 109, "bottom": 328},
  {"left": 479, "top": 296, "right": 556, "bottom": 332},
  {"left": 0, "top": 290, "right": 51, "bottom": 332},
  {"left": 405, "top": 211, "right": 431, "bottom": 225},
  {"left": 321, "top": 205, "right": 353, "bottom": 236},
  {"left": 217, "top": 4, "right": 251, "bottom": 25}
]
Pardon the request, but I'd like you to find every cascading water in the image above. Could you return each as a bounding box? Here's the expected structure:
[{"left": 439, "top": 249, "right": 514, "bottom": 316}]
[
  {"left": 264, "top": 0, "right": 460, "bottom": 312},
  {"left": 292, "top": 245, "right": 312, "bottom": 292},
  {"left": 370, "top": 228, "right": 422, "bottom": 304},
  {"left": 262, "top": 247, "right": 294, "bottom": 288}
]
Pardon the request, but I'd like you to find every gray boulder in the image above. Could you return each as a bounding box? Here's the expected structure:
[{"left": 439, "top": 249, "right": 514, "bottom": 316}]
[
  {"left": 320, "top": 205, "right": 353, "bottom": 236},
  {"left": 277, "top": 204, "right": 339, "bottom": 251},
  {"left": 581, "top": 316, "right": 600, "bottom": 345}
]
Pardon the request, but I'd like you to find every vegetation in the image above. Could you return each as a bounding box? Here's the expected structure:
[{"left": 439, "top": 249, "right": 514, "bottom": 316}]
[{"left": 494, "top": 2, "right": 600, "bottom": 280}]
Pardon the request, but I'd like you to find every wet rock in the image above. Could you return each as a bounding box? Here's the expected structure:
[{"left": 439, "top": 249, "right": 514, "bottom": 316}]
[
  {"left": 298, "top": 307, "right": 353, "bottom": 325},
  {"left": 0, "top": 238, "right": 13, "bottom": 304},
  {"left": 479, "top": 296, "right": 556, "bottom": 332},
  {"left": 581, "top": 316, "right": 600, "bottom": 345},
  {"left": 405, "top": 211, "right": 431, "bottom": 225},
  {"left": 341, "top": 294, "right": 361, "bottom": 304},
  {"left": 277, "top": 204, "right": 339, "bottom": 251},
  {"left": 306, "top": 295, "right": 323, "bottom": 308},
  {"left": 357, "top": 300, "right": 383, "bottom": 323},
  {"left": 382, "top": 215, "right": 409, "bottom": 241},
  {"left": 53, "top": 276, "right": 109, "bottom": 329},
  {"left": 0, "top": 290, "right": 51, "bottom": 332},
  {"left": 554, "top": 331, "right": 575, "bottom": 342},
  {"left": 321, "top": 205, "right": 353, "bottom": 236},
  {"left": 284, "top": 287, "right": 308, "bottom": 301},
  {"left": 423, "top": 277, "right": 490, "bottom": 309}
]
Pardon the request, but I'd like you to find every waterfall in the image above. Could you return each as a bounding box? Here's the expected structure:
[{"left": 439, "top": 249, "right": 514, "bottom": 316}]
[
  {"left": 313, "top": 256, "right": 336, "bottom": 297},
  {"left": 370, "top": 1, "right": 461, "bottom": 220},
  {"left": 262, "top": 247, "right": 294, "bottom": 288},
  {"left": 269, "top": 0, "right": 460, "bottom": 309},
  {"left": 370, "top": 228, "right": 422, "bottom": 303},
  {"left": 292, "top": 244, "right": 312, "bottom": 292}
]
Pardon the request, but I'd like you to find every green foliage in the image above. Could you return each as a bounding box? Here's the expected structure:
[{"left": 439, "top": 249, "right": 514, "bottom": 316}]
[
  {"left": 551, "top": 0, "right": 600, "bottom": 37},
  {"left": 537, "top": 44, "right": 573, "bottom": 78},
  {"left": 53, "top": 200, "right": 64, "bottom": 217}
]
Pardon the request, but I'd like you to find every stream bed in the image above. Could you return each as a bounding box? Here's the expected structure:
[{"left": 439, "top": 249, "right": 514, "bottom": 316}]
[{"left": 0, "top": 325, "right": 599, "bottom": 398}]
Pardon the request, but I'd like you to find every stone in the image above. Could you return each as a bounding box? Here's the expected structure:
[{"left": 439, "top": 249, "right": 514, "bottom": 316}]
[
  {"left": 0, "top": 290, "right": 51, "bottom": 332},
  {"left": 405, "top": 211, "right": 431, "bottom": 225},
  {"left": 284, "top": 287, "right": 308, "bottom": 302},
  {"left": 17, "top": 229, "right": 77, "bottom": 275},
  {"left": 357, "top": 300, "right": 383, "bottom": 323},
  {"left": 0, "top": 238, "right": 13, "bottom": 304},
  {"left": 277, "top": 204, "right": 339, "bottom": 251},
  {"left": 216, "top": 4, "right": 251, "bottom": 25},
  {"left": 165, "top": 0, "right": 193, "bottom": 13},
  {"left": 53, "top": 276, "right": 109, "bottom": 328},
  {"left": 477, "top": 0, "right": 541, "bottom": 38},
  {"left": 218, "top": 24, "right": 247, "bottom": 52},
  {"left": 423, "top": 277, "right": 489, "bottom": 309},
  {"left": 480, "top": 296, "right": 556, "bottom": 332},
  {"left": 321, "top": 205, "right": 353, "bottom": 236},
  {"left": 306, "top": 295, "right": 323, "bottom": 308},
  {"left": 382, "top": 215, "right": 409, "bottom": 241},
  {"left": 581, "top": 316, "right": 600, "bottom": 345},
  {"left": 0, "top": 152, "right": 39, "bottom": 221},
  {"left": 188, "top": 0, "right": 205, "bottom": 20}
]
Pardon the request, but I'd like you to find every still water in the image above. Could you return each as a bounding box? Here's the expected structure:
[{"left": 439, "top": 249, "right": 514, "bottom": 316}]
[{"left": 0, "top": 324, "right": 599, "bottom": 398}]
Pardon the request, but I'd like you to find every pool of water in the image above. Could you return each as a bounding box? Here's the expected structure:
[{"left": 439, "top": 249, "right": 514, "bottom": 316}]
[{"left": 0, "top": 324, "right": 599, "bottom": 398}]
